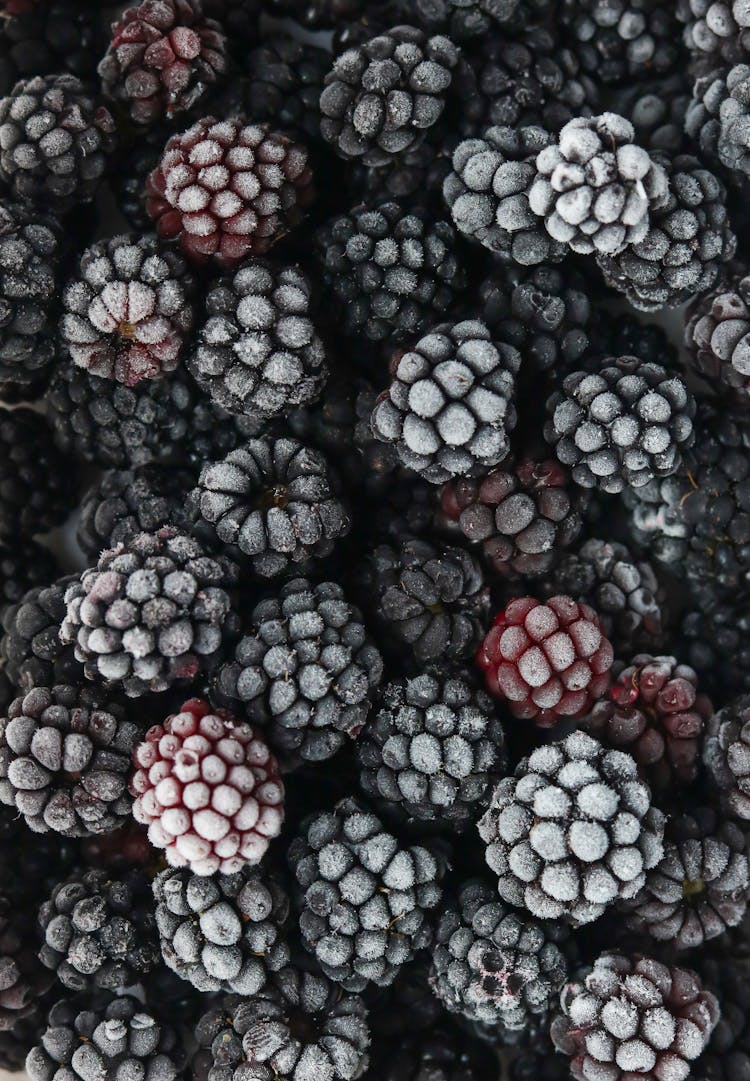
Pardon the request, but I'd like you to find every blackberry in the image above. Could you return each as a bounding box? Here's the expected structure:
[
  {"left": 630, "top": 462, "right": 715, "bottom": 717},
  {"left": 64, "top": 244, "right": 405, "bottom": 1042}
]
[
  {"left": 614, "top": 75, "right": 692, "bottom": 154},
  {"left": 704, "top": 696, "right": 750, "bottom": 819},
  {"left": 366, "top": 1024, "right": 498, "bottom": 1081},
  {"left": 193, "top": 968, "right": 370, "bottom": 1081},
  {"left": 687, "top": 270, "right": 750, "bottom": 405},
  {"left": 98, "top": 0, "right": 228, "bottom": 126},
  {"left": 180, "top": 388, "right": 269, "bottom": 469},
  {"left": 586, "top": 310, "right": 678, "bottom": 368},
  {"left": 315, "top": 201, "right": 466, "bottom": 344},
  {"left": 561, "top": 0, "right": 684, "bottom": 85},
  {"left": 0, "top": 684, "right": 138, "bottom": 837},
  {"left": 0, "top": 1012, "right": 47, "bottom": 1072},
  {"left": 679, "top": 0, "right": 750, "bottom": 68},
  {"left": 439, "top": 459, "right": 587, "bottom": 580},
  {"left": 359, "top": 536, "right": 489, "bottom": 665},
  {"left": 191, "top": 438, "right": 350, "bottom": 578},
  {"left": 145, "top": 117, "right": 315, "bottom": 267},
  {"left": 153, "top": 864, "right": 290, "bottom": 995},
  {"left": 0, "top": 1, "right": 102, "bottom": 96},
  {"left": 347, "top": 129, "right": 452, "bottom": 207},
  {"left": 289, "top": 796, "right": 446, "bottom": 990},
  {"left": 188, "top": 259, "right": 327, "bottom": 418},
  {"left": 705, "top": 63, "right": 750, "bottom": 179},
  {"left": 693, "top": 956, "right": 750, "bottom": 1080},
  {"left": 0, "top": 540, "right": 59, "bottom": 617},
  {"left": 38, "top": 867, "right": 159, "bottom": 992},
  {"left": 370, "top": 320, "right": 519, "bottom": 485},
  {"left": 214, "top": 578, "right": 384, "bottom": 769},
  {"left": 0, "top": 74, "right": 117, "bottom": 210},
  {"left": 61, "top": 529, "right": 239, "bottom": 698},
  {"left": 444, "top": 125, "right": 567, "bottom": 265},
  {"left": 0, "top": 897, "right": 50, "bottom": 1030},
  {"left": 356, "top": 669, "right": 506, "bottom": 825},
  {"left": 319, "top": 25, "right": 460, "bottom": 167},
  {"left": 551, "top": 952, "right": 720, "bottom": 1081},
  {"left": 685, "top": 67, "right": 731, "bottom": 170},
  {"left": 412, "top": 0, "right": 555, "bottom": 39},
  {"left": 0, "top": 576, "right": 82, "bottom": 691},
  {"left": 478, "top": 731, "right": 666, "bottom": 924},
  {"left": 622, "top": 808, "right": 750, "bottom": 950},
  {"left": 545, "top": 357, "right": 696, "bottom": 494},
  {"left": 680, "top": 597, "right": 750, "bottom": 705},
  {"left": 202, "top": 0, "right": 260, "bottom": 47},
  {"left": 109, "top": 124, "right": 173, "bottom": 233},
  {"left": 529, "top": 113, "right": 670, "bottom": 256},
  {"left": 0, "top": 408, "right": 75, "bottom": 539}
]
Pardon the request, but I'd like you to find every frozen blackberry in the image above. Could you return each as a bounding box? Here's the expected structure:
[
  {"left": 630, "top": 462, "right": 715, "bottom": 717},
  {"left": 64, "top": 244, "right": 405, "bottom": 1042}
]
[
  {"left": 202, "top": 0, "right": 260, "bottom": 45},
  {"left": 153, "top": 864, "right": 290, "bottom": 995},
  {"left": 98, "top": 0, "right": 228, "bottom": 126},
  {"left": 371, "top": 320, "right": 519, "bottom": 485},
  {"left": 0, "top": 541, "right": 59, "bottom": 617},
  {"left": 0, "top": 1012, "right": 47, "bottom": 1072},
  {"left": 366, "top": 1024, "right": 498, "bottom": 1081},
  {"left": 622, "top": 808, "right": 750, "bottom": 950},
  {"left": 315, "top": 201, "right": 466, "bottom": 344},
  {"left": 412, "top": 0, "right": 555, "bottom": 38},
  {"left": 551, "top": 952, "right": 720, "bottom": 1081},
  {"left": 0, "top": 1, "right": 102, "bottom": 96},
  {"left": 289, "top": 796, "right": 446, "bottom": 990},
  {"left": 347, "top": 127, "right": 452, "bottom": 207},
  {"left": 179, "top": 388, "right": 269, "bottom": 470},
  {"left": 0, "top": 408, "right": 75, "bottom": 539},
  {"left": 545, "top": 356, "right": 696, "bottom": 494},
  {"left": 1, "top": 576, "right": 82, "bottom": 691},
  {"left": 0, "top": 898, "right": 51, "bottom": 1030},
  {"left": 478, "top": 731, "right": 666, "bottom": 924},
  {"left": 266, "top": 0, "right": 368, "bottom": 26},
  {"left": 687, "top": 270, "right": 750, "bottom": 405},
  {"left": 430, "top": 877, "right": 567, "bottom": 1027},
  {"left": 444, "top": 125, "right": 567, "bottom": 265},
  {"left": 693, "top": 955, "right": 750, "bottom": 1081},
  {"left": 561, "top": 0, "right": 684, "bottom": 85},
  {"left": 614, "top": 75, "right": 692, "bottom": 155},
  {"left": 61, "top": 529, "right": 239, "bottom": 698},
  {"left": 476, "top": 595, "right": 614, "bottom": 728},
  {"left": 214, "top": 578, "right": 383, "bottom": 769},
  {"left": 0, "top": 74, "right": 117, "bottom": 210},
  {"left": 597, "top": 154, "right": 736, "bottom": 311},
  {"left": 680, "top": 0, "right": 750, "bottom": 68},
  {"left": 360, "top": 536, "right": 489, "bottom": 666},
  {"left": 0, "top": 684, "right": 138, "bottom": 837},
  {"left": 38, "top": 867, "right": 159, "bottom": 992},
  {"left": 587, "top": 310, "right": 678, "bottom": 368},
  {"left": 193, "top": 967, "right": 370, "bottom": 1081},
  {"left": 110, "top": 125, "right": 173, "bottom": 233},
  {"left": 680, "top": 596, "right": 750, "bottom": 705},
  {"left": 145, "top": 117, "right": 315, "bottom": 267},
  {"left": 26, "top": 993, "right": 184, "bottom": 1081},
  {"left": 319, "top": 25, "right": 459, "bottom": 167},
  {"left": 357, "top": 669, "right": 506, "bottom": 825},
  {"left": 529, "top": 113, "right": 670, "bottom": 256},
  {"left": 188, "top": 260, "right": 327, "bottom": 418},
  {"left": 704, "top": 63, "right": 750, "bottom": 178},
  {"left": 685, "top": 67, "right": 731, "bottom": 169},
  {"left": 704, "top": 696, "right": 750, "bottom": 819},
  {"left": 439, "top": 459, "right": 587, "bottom": 580}
]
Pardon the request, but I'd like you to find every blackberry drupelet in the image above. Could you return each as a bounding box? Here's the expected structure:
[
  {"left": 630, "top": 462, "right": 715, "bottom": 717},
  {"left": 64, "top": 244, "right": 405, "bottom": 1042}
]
[
  {"left": 561, "top": 0, "right": 684, "bottom": 85},
  {"left": 214, "top": 578, "right": 383, "bottom": 769},
  {"left": 0, "top": 576, "right": 82, "bottom": 690},
  {"left": 687, "top": 270, "right": 750, "bottom": 405},
  {"left": 478, "top": 730, "right": 666, "bottom": 924},
  {"left": 61, "top": 528, "right": 239, "bottom": 698},
  {"left": 357, "top": 669, "right": 506, "bottom": 825},
  {"left": 0, "top": 541, "right": 59, "bottom": 617},
  {"left": 0, "top": 684, "right": 138, "bottom": 837},
  {"left": 0, "top": 408, "right": 75, "bottom": 539},
  {"left": 188, "top": 259, "right": 327, "bottom": 418},
  {"left": 0, "top": 1, "right": 102, "bottom": 96},
  {"left": 680, "top": 596, "right": 750, "bottom": 704},
  {"left": 153, "top": 864, "right": 290, "bottom": 995},
  {"left": 704, "top": 695, "right": 750, "bottom": 819},
  {"left": 289, "top": 796, "right": 446, "bottom": 990},
  {"left": 315, "top": 201, "right": 466, "bottom": 344},
  {"left": 370, "top": 320, "right": 519, "bottom": 485}
]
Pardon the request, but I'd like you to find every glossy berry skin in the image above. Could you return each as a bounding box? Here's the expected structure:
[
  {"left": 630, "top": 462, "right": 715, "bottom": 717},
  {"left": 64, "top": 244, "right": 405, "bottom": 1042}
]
[{"left": 476, "top": 595, "right": 614, "bottom": 727}]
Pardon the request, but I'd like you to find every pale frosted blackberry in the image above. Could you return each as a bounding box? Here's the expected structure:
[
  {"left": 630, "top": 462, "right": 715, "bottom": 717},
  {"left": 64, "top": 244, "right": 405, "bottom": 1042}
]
[
  {"left": 193, "top": 968, "right": 370, "bottom": 1081},
  {"left": 614, "top": 75, "right": 692, "bottom": 154},
  {"left": 0, "top": 74, "right": 117, "bottom": 210},
  {"left": 706, "top": 63, "right": 750, "bottom": 178},
  {"left": 685, "top": 67, "right": 730, "bottom": 169},
  {"left": 597, "top": 154, "right": 736, "bottom": 311},
  {"left": 214, "top": 578, "right": 383, "bottom": 769},
  {"left": 680, "top": 597, "right": 750, "bottom": 704},
  {"left": 444, "top": 125, "right": 567, "bottom": 265},
  {"left": 319, "top": 25, "right": 459, "bottom": 167},
  {"left": 347, "top": 125, "right": 453, "bottom": 207},
  {"left": 478, "top": 731, "right": 666, "bottom": 925},
  {"left": 38, "top": 868, "right": 159, "bottom": 992},
  {"left": 622, "top": 808, "right": 750, "bottom": 950},
  {"left": 430, "top": 878, "right": 567, "bottom": 1028},
  {"left": 679, "top": 0, "right": 750, "bottom": 67},
  {"left": 371, "top": 320, "right": 519, "bottom": 485},
  {"left": 704, "top": 696, "right": 750, "bottom": 819},
  {"left": 316, "top": 202, "right": 466, "bottom": 344},
  {"left": 0, "top": 408, "right": 75, "bottom": 539},
  {"left": 61, "top": 529, "right": 239, "bottom": 698},
  {"left": 562, "top": 0, "right": 684, "bottom": 85},
  {"left": 0, "top": 684, "right": 138, "bottom": 837},
  {"left": 289, "top": 797, "right": 446, "bottom": 990},
  {"left": 0, "top": 576, "right": 82, "bottom": 690},
  {"left": 360, "top": 537, "right": 489, "bottom": 665},
  {"left": 0, "top": 1, "right": 102, "bottom": 96},
  {"left": 153, "top": 864, "right": 290, "bottom": 995},
  {"left": 545, "top": 357, "right": 696, "bottom": 494},
  {"left": 0, "top": 540, "right": 59, "bottom": 617},
  {"left": 529, "top": 113, "right": 670, "bottom": 256},
  {"left": 357, "top": 670, "right": 506, "bottom": 825},
  {"left": 191, "top": 439, "right": 350, "bottom": 578},
  {"left": 687, "top": 270, "right": 750, "bottom": 405},
  {"left": 77, "top": 467, "right": 194, "bottom": 559},
  {"left": 188, "top": 260, "right": 327, "bottom": 418}
]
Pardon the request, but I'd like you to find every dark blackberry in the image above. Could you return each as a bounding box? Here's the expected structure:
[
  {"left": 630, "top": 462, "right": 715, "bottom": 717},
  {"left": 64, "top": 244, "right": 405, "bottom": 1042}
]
[
  {"left": 0, "top": 896, "right": 50, "bottom": 1030},
  {"left": 0, "top": 1011, "right": 47, "bottom": 1072},
  {"left": 0, "top": 540, "right": 59, "bottom": 617},
  {"left": 613, "top": 75, "right": 692, "bottom": 154},
  {"left": 511, "top": 1028, "right": 570, "bottom": 1081},
  {"left": 704, "top": 695, "right": 750, "bottom": 820},
  {"left": 366, "top": 1022, "right": 498, "bottom": 1081},
  {"left": 109, "top": 125, "right": 173, "bottom": 233},
  {"left": 0, "top": 1, "right": 101, "bottom": 96},
  {"left": 61, "top": 529, "right": 239, "bottom": 698},
  {"left": 180, "top": 387, "right": 269, "bottom": 469},
  {"left": 214, "top": 577, "right": 383, "bottom": 769},
  {"left": 347, "top": 129, "right": 452, "bottom": 207},
  {"left": 191, "top": 438, "right": 351, "bottom": 578},
  {"left": 586, "top": 310, "right": 679, "bottom": 368},
  {"left": 267, "top": 0, "right": 369, "bottom": 27},
  {"left": 371, "top": 320, "right": 519, "bottom": 485},
  {"left": 193, "top": 968, "right": 370, "bottom": 1081},
  {"left": 357, "top": 669, "right": 506, "bottom": 826},
  {"left": 289, "top": 796, "right": 446, "bottom": 990},
  {"left": 0, "top": 408, "right": 75, "bottom": 539},
  {"left": 412, "top": 0, "right": 556, "bottom": 39},
  {"left": 0, "top": 576, "right": 82, "bottom": 691},
  {"left": 693, "top": 956, "right": 750, "bottom": 1081},
  {"left": 38, "top": 867, "right": 159, "bottom": 992},
  {"left": 561, "top": 0, "right": 684, "bottom": 85},
  {"left": 0, "top": 74, "right": 117, "bottom": 210},
  {"left": 315, "top": 201, "right": 466, "bottom": 344},
  {"left": 687, "top": 270, "right": 750, "bottom": 405},
  {"left": 0, "top": 684, "right": 138, "bottom": 837},
  {"left": 478, "top": 731, "right": 666, "bottom": 925},
  {"left": 680, "top": 596, "right": 750, "bottom": 705},
  {"left": 359, "top": 536, "right": 489, "bottom": 666},
  {"left": 202, "top": 0, "right": 260, "bottom": 47}
]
